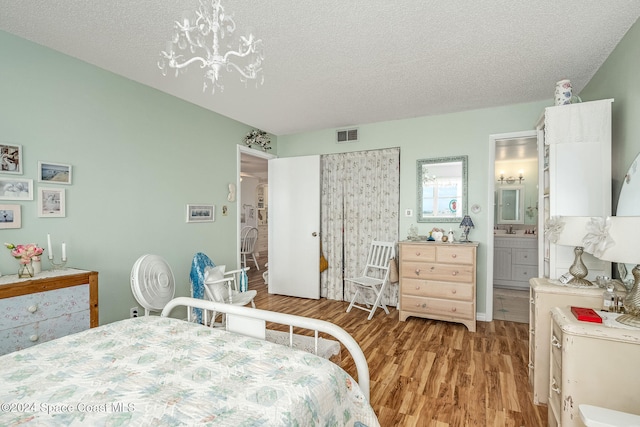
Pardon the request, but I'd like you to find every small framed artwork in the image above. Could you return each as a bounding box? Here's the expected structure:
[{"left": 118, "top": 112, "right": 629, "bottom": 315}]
[
  {"left": 186, "top": 204, "right": 215, "bottom": 223},
  {"left": 0, "top": 204, "right": 21, "bottom": 229},
  {"left": 38, "top": 187, "right": 66, "bottom": 217},
  {"left": 0, "top": 143, "right": 23, "bottom": 174},
  {"left": 0, "top": 177, "right": 33, "bottom": 200},
  {"left": 38, "top": 161, "right": 72, "bottom": 185}
]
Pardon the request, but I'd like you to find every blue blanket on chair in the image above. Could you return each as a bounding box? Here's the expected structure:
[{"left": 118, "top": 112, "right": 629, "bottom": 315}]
[{"left": 189, "top": 252, "right": 215, "bottom": 324}]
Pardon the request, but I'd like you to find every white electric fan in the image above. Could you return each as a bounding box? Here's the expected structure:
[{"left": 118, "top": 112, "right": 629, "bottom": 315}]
[{"left": 130, "top": 254, "right": 176, "bottom": 316}]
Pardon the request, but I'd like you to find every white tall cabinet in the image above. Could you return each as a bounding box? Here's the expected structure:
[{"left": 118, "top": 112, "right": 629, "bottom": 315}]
[{"left": 537, "top": 99, "right": 613, "bottom": 281}]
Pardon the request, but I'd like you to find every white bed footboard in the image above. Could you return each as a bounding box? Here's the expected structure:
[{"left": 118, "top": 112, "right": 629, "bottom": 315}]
[{"left": 162, "top": 297, "right": 371, "bottom": 401}]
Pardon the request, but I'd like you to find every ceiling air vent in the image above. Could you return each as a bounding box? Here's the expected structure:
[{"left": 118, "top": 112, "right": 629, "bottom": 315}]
[{"left": 336, "top": 128, "right": 358, "bottom": 143}]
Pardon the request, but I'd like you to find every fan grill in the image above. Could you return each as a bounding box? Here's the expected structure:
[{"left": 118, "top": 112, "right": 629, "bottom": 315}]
[{"left": 131, "top": 254, "right": 175, "bottom": 312}]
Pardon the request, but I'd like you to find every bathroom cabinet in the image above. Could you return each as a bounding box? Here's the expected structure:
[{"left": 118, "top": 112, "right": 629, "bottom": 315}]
[{"left": 493, "top": 236, "right": 537, "bottom": 290}]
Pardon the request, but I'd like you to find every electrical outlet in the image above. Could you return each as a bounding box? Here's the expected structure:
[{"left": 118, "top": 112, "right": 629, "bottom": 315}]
[{"left": 130, "top": 307, "right": 139, "bottom": 318}]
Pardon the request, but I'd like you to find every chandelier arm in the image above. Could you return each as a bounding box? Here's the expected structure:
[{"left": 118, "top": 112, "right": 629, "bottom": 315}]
[
  {"left": 171, "top": 56, "right": 209, "bottom": 69},
  {"left": 225, "top": 62, "right": 259, "bottom": 80}
]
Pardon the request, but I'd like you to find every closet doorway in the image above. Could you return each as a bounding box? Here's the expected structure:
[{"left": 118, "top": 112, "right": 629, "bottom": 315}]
[{"left": 485, "top": 131, "right": 538, "bottom": 322}]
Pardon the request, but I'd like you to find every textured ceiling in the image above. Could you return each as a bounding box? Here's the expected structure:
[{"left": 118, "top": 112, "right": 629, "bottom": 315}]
[{"left": 1, "top": 1, "right": 639, "bottom": 136}]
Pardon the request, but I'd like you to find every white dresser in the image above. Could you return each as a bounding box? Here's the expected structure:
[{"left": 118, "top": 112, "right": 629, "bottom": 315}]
[
  {"left": 528, "top": 277, "right": 603, "bottom": 405},
  {"left": 548, "top": 307, "right": 640, "bottom": 427},
  {"left": 0, "top": 269, "right": 98, "bottom": 355},
  {"left": 399, "top": 241, "right": 478, "bottom": 332}
]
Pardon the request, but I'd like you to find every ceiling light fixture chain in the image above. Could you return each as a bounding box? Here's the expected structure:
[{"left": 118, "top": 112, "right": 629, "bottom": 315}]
[{"left": 158, "top": 0, "right": 264, "bottom": 94}]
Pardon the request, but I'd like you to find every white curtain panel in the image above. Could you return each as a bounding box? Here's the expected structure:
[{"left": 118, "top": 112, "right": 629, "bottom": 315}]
[{"left": 320, "top": 148, "right": 400, "bottom": 305}]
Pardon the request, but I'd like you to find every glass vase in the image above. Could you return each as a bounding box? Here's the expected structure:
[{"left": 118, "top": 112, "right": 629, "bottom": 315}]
[{"left": 18, "top": 262, "right": 34, "bottom": 278}]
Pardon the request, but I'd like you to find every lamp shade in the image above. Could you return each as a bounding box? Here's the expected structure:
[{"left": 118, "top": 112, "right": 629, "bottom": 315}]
[
  {"left": 459, "top": 215, "right": 474, "bottom": 228},
  {"left": 595, "top": 216, "right": 640, "bottom": 264},
  {"left": 554, "top": 216, "right": 593, "bottom": 248}
]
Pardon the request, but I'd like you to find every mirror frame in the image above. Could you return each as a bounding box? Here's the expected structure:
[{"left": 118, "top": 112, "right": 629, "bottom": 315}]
[
  {"left": 416, "top": 155, "right": 468, "bottom": 223},
  {"left": 497, "top": 184, "right": 525, "bottom": 224}
]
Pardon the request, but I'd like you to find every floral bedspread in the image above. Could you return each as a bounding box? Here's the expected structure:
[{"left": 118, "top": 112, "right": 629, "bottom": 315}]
[{"left": 0, "top": 316, "right": 379, "bottom": 426}]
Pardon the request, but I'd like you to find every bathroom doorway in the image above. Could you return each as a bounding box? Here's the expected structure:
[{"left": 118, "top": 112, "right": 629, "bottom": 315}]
[{"left": 485, "top": 130, "right": 538, "bottom": 322}]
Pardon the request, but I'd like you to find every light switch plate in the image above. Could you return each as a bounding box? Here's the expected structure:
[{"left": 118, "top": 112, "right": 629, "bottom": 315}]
[{"left": 405, "top": 209, "right": 413, "bottom": 217}]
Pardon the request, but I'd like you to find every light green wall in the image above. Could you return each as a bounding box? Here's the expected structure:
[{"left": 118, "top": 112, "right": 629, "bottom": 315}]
[
  {"left": 579, "top": 19, "right": 640, "bottom": 212},
  {"left": 0, "top": 31, "right": 274, "bottom": 324},
  {"left": 277, "top": 18, "right": 640, "bottom": 317},
  {"left": 4, "top": 15, "right": 637, "bottom": 324},
  {"left": 278, "top": 101, "right": 550, "bottom": 315}
]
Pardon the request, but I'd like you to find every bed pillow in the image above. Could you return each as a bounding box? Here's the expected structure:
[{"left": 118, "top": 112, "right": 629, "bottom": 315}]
[{"left": 204, "top": 265, "right": 227, "bottom": 301}]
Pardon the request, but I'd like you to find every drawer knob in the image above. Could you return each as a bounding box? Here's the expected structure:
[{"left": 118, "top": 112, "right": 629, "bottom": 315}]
[
  {"left": 551, "top": 335, "right": 562, "bottom": 349},
  {"left": 415, "top": 286, "right": 421, "bottom": 290},
  {"left": 415, "top": 269, "right": 421, "bottom": 276},
  {"left": 550, "top": 378, "right": 561, "bottom": 394},
  {"left": 451, "top": 307, "right": 457, "bottom": 312},
  {"left": 29, "top": 335, "right": 39, "bottom": 342},
  {"left": 27, "top": 305, "right": 38, "bottom": 313},
  {"left": 415, "top": 252, "right": 421, "bottom": 256},
  {"left": 527, "top": 362, "right": 534, "bottom": 369},
  {"left": 451, "top": 271, "right": 458, "bottom": 276},
  {"left": 430, "top": 266, "right": 435, "bottom": 271},
  {"left": 416, "top": 303, "right": 426, "bottom": 308},
  {"left": 451, "top": 254, "right": 457, "bottom": 258},
  {"left": 451, "top": 289, "right": 457, "bottom": 294}
]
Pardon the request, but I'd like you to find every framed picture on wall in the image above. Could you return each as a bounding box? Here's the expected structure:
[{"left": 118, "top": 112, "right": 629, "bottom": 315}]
[
  {"left": 38, "top": 187, "right": 66, "bottom": 217},
  {"left": 0, "top": 143, "right": 23, "bottom": 174},
  {"left": 0, "top": 177, "right": 33, "bottom": 200},
  {"left": 38, "top": 161, "right": 72, "bottom": 184},
  {"left": 0, "top": 204, "right": 21, "bottom": 229},
  {"left": 186, "top": 204, "right": 215, "bottom": 223}
]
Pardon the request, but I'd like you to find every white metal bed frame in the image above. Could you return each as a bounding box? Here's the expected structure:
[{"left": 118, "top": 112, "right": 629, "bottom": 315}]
[{"left": 162, "top": 297, "right": 371, "bottom": 401}]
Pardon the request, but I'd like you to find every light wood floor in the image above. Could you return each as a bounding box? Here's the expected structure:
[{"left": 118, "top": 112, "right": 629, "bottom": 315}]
[
  {"left": 247, "top": 259, "right": 547, "bottom": 427},
  {"left": 493, "top": 288, "right": 530, "bottom": 324}
]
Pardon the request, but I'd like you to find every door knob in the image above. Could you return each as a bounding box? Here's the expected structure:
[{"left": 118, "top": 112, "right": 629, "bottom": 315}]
[{"left": 312, "top": 232, "right": 318, "bottom": 237}]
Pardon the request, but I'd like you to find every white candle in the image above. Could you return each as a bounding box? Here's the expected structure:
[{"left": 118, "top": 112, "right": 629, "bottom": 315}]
[
  {"left": 47, "top": 234, "right": 53, "bottom": 260},
  {"left": 61, "top": 243, "right": 67, "bottom": 262}
]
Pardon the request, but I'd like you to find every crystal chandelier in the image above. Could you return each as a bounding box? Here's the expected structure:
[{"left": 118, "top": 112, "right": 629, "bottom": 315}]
[{"left": 158, "top": 0, "right": 264, "bottom": 94}]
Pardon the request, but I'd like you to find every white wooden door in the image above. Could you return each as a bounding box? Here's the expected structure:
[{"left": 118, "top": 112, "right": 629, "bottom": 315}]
[{"left": 268, "top": 155, "right": 320, "bottom": 298}]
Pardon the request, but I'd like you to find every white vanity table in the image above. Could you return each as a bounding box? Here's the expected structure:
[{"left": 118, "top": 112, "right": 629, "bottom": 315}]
[
  {"left": 528, "top": 277, "right": 603, "bottom": 405},
  {"left": 548, "top": 306, "right": 640, "bottom": 427}
]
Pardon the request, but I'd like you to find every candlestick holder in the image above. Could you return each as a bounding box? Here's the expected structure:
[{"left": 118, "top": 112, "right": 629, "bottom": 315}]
[{"left": 49, "top": 256, "right": 67, "bottom": 270}]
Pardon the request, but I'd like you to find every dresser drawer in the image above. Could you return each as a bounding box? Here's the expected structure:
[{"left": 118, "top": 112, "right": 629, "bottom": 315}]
[
  {"left": 436, "top": 245, "right": 474, "bottom": 265},
  {"left": 402, "top": 278, "right": 473, "bottom": 301},
  {"left": 0, "top": 285, "right": 89, "bottom": 329},
  {"left": 400, "top": 244, "right": 436, "bottom": 262},
  {"left": 401, "top": 261, "right": 473, "bottom": 283},
  {"left": 0, "top": 310, "right": 90, "bottom": 354},
  {"left": 512, "top": 265, "right": 537, "bottom": 282},
  {"left": 513, "top": 248, "right": 537, "bottom": 266},
  {"left": 401, "top": 295, "right": 474, "bottom": 320}
]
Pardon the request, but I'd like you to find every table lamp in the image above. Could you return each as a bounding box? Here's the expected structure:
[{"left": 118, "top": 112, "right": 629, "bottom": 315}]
[
  {"left": 553, "top": 216, "right": 595, "bottom": 286},
  {"left": 593, "top": 216, "right": 640, "bottom": 327},
  {"left": 459, "top": 215, "right": 474, "bottom": 242}
]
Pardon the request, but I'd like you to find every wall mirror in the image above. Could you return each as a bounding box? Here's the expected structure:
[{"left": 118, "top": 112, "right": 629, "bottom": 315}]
[
  {"left": 417, "top": 156, "right": 467, "bottom": 223},
  {"left": 615, "top": 153, "right": 640, "bottom": 283},
  {"left": 497, "top": 185, "right": 525, "bottom": 224}
]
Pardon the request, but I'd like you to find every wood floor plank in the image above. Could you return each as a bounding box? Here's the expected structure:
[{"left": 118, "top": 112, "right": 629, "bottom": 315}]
[{"left": 247, "top": 257, "right": 547, "bottom": 426}]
